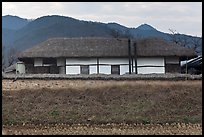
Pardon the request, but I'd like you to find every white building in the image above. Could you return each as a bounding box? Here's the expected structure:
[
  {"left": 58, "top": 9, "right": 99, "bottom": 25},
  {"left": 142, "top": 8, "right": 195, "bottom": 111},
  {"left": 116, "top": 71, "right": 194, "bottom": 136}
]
[{"left": 18, "top": 37, "right": 196, "bottom": 75}]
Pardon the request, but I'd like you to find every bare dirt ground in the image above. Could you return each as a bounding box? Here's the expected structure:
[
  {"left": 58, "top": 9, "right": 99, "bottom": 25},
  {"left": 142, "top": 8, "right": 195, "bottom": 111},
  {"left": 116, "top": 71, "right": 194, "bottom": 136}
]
[
  {"left": 2, "top": 79, "right": 202, "bottom": 135},
  {"left": 2, "top": 123, "right": 202, "bottom": 135}
]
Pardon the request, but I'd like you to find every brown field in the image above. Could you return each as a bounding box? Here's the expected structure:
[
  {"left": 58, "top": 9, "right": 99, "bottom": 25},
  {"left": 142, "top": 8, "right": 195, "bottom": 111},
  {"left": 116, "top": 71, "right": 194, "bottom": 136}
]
[
  {"left": 2, "top": 79, "right": 202, "bottom": 135},
  {"left": 2, "top": 123, "right": 202, "bottom": 135}
]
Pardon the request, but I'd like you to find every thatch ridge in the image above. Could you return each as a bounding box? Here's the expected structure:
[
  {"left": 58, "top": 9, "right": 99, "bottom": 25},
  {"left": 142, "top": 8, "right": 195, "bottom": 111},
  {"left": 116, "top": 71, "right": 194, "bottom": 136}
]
[
  {"left": 18, "top": 37, "right": 196, "bottom": 58},
  {"left": 133, "top": 37, "right": 196, "bottom": 57}
]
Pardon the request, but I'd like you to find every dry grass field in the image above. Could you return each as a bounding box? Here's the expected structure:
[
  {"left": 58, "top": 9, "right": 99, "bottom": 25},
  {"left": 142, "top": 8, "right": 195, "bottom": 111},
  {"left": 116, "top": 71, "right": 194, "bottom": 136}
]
[{"left": 2, "top": 79, "right": 202, "bottom": 135}]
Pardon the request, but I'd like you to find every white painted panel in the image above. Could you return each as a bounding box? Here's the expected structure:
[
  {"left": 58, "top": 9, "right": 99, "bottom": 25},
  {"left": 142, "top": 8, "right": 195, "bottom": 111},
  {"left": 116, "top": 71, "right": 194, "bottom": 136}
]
[
  {"left": 99, "top": 58, "right": 129, "bottom": 65},
  {"left": 138, "top": 67, "right": 165, "bottom": 74},
  {"left": 137, "top": 57, "right": 164, "bottom": 66},
  {"left": 66, "top": 66, "right": 80, "bottom": 74},
  {"left": 16, "top": 62, "right": 25, "bottom": 74},
  {"left": 90, "top": 66, "right": 97, "bottom": 74},
  {"left": 99, "top": 58, "right": 129, "bottom": 75},
  {"left": 57, "top": 58, "right": 65, "bottom": 66},
  {"left": 120, "top": 65, "right": 129, "bottom": 75},
  {"left": 137, "top": 57, "right": 165, "bottom": 74},
  {"left": 66, "top": 58, "right": 96, "bottom": 65},
  {"left": 66, "top": 58, "right": 97, "bottom": 75},
  {"left": 34, "top": 58, "right": 42, "bottom": 67},
  {"left": 99, "top": 66, "right": 111, "bottom": 74}
]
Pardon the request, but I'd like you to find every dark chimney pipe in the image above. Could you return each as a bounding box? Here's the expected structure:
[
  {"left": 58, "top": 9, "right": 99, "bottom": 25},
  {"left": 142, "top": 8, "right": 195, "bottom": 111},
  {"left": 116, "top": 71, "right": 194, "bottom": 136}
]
[{"left": 128, "top": 39, "right": 131, "bottom": 74}]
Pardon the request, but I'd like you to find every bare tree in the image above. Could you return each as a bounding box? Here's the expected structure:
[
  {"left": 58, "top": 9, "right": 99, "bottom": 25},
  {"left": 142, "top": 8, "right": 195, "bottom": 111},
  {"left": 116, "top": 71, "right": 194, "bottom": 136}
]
[
  {"left": 7, "top": 47, "right": 19, "bottom": 67},
  {"left": 169, "top": 29, "right": 197, "bottom": 50},
  {"left": 169, "top": 28, "right": 179, "bottom": 44}
]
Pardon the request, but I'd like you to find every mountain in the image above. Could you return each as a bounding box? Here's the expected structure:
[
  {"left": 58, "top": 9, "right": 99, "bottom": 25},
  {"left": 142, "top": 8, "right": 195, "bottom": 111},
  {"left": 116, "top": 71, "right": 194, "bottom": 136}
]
[
  {"left": 2, "top": 15, "right": 30, "bottom": 30},
  {"left": 136, "top": 23, "right": 157, "bottom": 30},
  {"left": 107, "top": 23, "right": 129, "bottom": 35},
  {"left": 128, "top": 24, "right": 170, "bottom": 40},
  {"left": 2, "top": 28, "right": 16, "bottom": 46},
  {"left": 4, "top": 15, "right": 117, "bottom": 51},
  {"left": 2, "top": 15, "right": 202, "bottom": 68}
]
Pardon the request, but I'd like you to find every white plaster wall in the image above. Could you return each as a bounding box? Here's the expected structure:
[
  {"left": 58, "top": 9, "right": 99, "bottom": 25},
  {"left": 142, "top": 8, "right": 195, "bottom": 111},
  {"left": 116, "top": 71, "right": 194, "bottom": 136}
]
[
  {"left": 16, "top": 63, "right": 25, "bottom": 74},
  {"left": 99, "top": 58, "right": 129, "bottom": 65},
  {"left": 137, "top": 67, "right": 165, "bottom": 74},
  {"left": 65, "top": 57, "right": 165, "bottom": 75},
  {"left": 66, "top": 58, "right": 129, "bottom": 75},
  {"left": 66, "top": 58, "right": 97, "bottom": 74},
  {"left": 34, "top": 58, "right": 43, "bottom": 67},
  {"left": 66, "top": 58, "right": 97, "bottom": 65},
  {"left": 137, "top": 58, "right": 164, "bottom": 66},
  {"left": 66, "top": 66, "right": 97, "bottom": 74},
  {"left": 137, "top": 57, "right": 165, "bottom": 74},
  {"left": 90, "top": 66, "right": 97, "bottom": 74},
  {"left": 99, "top": 58, "right": 129, "bottom": 75},
  {"left": 120, "top": 65, "right": 129, "bottom": 75},
  {"left": 99, "top": 66, "right": 111, "bottom": 74},
  {"left": 66, "top": 66, "right": 80, "bottom": 74}
]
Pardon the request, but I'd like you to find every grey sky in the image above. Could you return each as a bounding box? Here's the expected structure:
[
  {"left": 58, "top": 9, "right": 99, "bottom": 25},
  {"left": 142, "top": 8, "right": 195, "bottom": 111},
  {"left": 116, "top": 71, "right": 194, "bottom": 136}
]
[{"left": 2, "top": 2, "right": 202, "bottom": 37}]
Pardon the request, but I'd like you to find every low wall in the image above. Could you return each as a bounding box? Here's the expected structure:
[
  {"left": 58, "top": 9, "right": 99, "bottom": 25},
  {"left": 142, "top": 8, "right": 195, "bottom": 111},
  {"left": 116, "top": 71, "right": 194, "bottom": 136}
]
[{"left": 2, "top": 73, "right": 202, "bottom": 80}]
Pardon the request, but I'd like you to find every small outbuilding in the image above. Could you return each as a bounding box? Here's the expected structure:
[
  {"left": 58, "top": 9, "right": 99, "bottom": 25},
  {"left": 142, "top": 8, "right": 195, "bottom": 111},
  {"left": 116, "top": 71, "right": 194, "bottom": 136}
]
[{"left": 4, "top": 61, "right": 25, "bottom": 74}]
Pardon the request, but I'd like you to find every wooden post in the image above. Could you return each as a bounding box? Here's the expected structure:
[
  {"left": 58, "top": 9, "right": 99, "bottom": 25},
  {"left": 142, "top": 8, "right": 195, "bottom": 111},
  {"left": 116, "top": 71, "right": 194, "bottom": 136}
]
[
  {"left": 134, "top": 43, "right": 138, "bottom": 74},
  {"left": 132, "top": 58, "right": 134, "bottom": 73},
  {"left": 185, "top": 56, "right": 188, "bottom": 80},
  {"left": 179, "top": 57, "right": 181, "bottom": 73},
  {"left": 185, "top": 56, "right": 188, "bottom": 74},
  {"left": 97, "top": 58, "right": 99, "bottom": 74},
  {"left": 128, "top": 39, "right": 131, "bottom": 74}
]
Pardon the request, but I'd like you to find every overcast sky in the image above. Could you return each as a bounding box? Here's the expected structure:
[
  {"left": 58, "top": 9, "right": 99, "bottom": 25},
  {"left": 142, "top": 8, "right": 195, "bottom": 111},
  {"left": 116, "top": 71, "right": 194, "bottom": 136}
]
[{"left": 2, "top": 2, "right": 202, "bottom": 37}]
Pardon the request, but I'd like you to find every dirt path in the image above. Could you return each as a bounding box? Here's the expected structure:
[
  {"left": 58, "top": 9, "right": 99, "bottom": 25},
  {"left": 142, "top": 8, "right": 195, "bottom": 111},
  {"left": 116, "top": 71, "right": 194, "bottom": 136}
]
[{"left": 2, "top": 123, "right": 202, "bottom": 135}]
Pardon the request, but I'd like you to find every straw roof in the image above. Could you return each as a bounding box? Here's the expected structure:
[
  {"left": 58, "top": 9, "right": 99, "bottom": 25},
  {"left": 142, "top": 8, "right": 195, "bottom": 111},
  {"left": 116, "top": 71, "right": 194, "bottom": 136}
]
[
  {"left": 133, "top": 38, "right": 196, "bottom": 57},
  {"left": 18, "top": 37, "right": 196, "bottom": 58}
]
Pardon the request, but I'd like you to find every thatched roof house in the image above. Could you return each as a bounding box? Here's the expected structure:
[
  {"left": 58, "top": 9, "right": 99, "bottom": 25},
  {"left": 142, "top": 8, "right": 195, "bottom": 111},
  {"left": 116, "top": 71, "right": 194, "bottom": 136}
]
[
  {"left": 18, "top": 37, "right": 196, "bottom": 58},
  {"left": 18, "top": 37, "right": 196, "bottom": 75}
]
